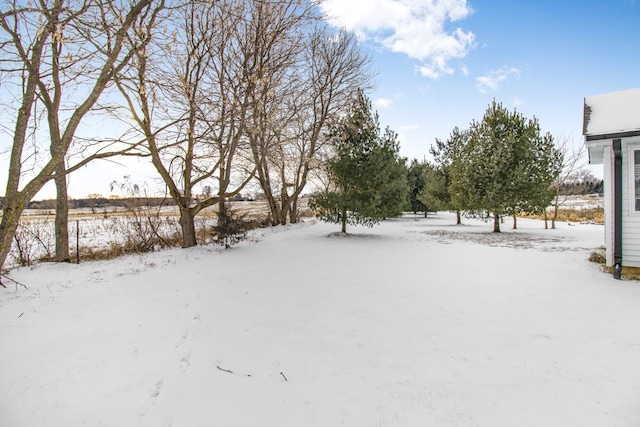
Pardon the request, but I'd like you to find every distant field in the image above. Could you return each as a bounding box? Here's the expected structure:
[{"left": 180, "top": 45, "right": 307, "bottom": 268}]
[
  {"left": 524, "top": 195, "right": 604, "bottom": 224},
  {"left": 18, "top": 200, "right": 275, "bottom": 220},
  {"left": 6, "top": 200, "right": 311, "bottom": 269}
]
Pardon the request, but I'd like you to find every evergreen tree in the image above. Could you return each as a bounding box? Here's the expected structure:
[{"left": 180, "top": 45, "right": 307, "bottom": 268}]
[
  {"left": 407, "top": 159, "right": 429, "bottom": 215},
  {"left": 418, "top": 163, "right": 449, "bottom": 214},
  {"left": 450, "top": 100, "right": 562, "bottom": 232},
  {"left": 378, "top": 128, "right": 411, "bottom": 217},
  {"left": 429, "top": 127, "right": 469, "bottom": 224},
  {"left": 519, "top": 129, "right": 562, "bottom": 219},
  {"left": 310, "top": 91, "right": 409, "bottom": 232}
]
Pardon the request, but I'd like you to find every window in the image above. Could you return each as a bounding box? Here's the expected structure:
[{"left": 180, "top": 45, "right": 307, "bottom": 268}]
[{"left": 635, "top": 149, "right": 640, "bottom": 211}]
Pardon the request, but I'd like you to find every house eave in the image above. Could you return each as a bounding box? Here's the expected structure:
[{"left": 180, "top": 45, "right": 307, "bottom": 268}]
[{"left": 586, "top": 129, "right": 640, "bottom": 142}]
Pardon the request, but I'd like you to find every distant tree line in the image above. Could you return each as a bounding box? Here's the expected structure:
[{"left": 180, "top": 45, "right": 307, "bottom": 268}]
[
  {"left": 2, "top": 197, "right": 174, "bottom": 211},
  {"left": 0, "top": 192, "right": 263, "bottom": 211},
  {"left": 557, "top": 171, "right": 603, "bottom": 196}
]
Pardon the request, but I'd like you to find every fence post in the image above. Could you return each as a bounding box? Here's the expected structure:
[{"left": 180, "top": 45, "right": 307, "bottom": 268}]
[{"left": 76, "top": 220, "right": 80, "bottom": 264}]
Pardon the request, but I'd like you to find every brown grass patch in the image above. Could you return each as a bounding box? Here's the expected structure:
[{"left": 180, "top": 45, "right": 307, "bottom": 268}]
[
  {"left": 588, "top": 248, "right": 606, "bottom": 264},
  {"left": 522, "top": 207, "right": 604, "bottom": 224},
  {"left": 602, "top": 265, "right": 640, "bottom": 281}
]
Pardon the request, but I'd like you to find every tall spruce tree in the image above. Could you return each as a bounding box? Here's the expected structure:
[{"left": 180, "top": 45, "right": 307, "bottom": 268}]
[
  {"left": 310, "top": 91, "right": 408, "bottom": 233},
  {"left": 450, "top": 100, "right": 561, "bottom": 232}
]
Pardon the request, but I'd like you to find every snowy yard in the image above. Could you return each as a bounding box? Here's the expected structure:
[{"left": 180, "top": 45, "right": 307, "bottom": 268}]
[{"left": 1, "top": 212, "right": 639, "bottom": 426}]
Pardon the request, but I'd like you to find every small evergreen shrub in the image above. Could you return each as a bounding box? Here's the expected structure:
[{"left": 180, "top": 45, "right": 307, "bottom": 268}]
[{"left": 213, "top": 206, "right": 253, "bottom": 248}]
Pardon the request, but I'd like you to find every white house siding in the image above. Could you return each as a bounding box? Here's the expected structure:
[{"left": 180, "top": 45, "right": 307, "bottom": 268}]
[{"left": 620, "top": 137, "right": 640, "bottom": 267}]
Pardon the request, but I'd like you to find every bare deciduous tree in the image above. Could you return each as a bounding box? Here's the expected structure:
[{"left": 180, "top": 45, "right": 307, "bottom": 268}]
[
  {"left": 248, "top": 24, "right": 373, "bottom": 225},
  {"left": 115, "top": 0, "right": 269, "bottom": 248},
  {"left": 549, "top": 136, "right": 586, "bottom": 229},
  {"left": 0, "top": 0, "right": 165, "bottom": 273}
]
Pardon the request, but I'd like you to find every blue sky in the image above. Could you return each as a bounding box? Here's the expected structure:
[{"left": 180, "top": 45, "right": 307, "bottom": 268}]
[{"left": 321, "top": 0, "right": 640, "bottom": 164}]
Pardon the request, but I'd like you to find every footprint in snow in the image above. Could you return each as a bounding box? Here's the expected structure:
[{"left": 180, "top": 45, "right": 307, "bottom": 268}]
[
  {"left": 139, "top": 378, "right": 164, "bottom": 416},
  {"left": 179, "top": 350, "right": 192, "bottom": 372}
]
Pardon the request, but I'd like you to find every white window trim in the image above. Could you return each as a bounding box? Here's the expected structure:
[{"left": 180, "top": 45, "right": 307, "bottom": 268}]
[{"left": 627, "top": 141, "right": 640, "bottom": 215}]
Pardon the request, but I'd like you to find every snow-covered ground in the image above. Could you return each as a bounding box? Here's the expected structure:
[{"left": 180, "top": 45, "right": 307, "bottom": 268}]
[{"left": 1, "top": 212, "right": 639, "bottom": 427}]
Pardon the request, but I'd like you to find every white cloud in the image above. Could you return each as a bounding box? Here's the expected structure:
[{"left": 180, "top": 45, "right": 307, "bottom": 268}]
[
  {"left": 374, "top": 97, "right": 393, "bottom": 108},
  {"left": 319, "top": 0, "right": 475, "bottom": 79},
  {"left": 417, "top": 55, "right": 454, "bottom": 79},
  {"left": 513, "top": 96, "right": 524, "bottom": 106},
  {"left": 461, "top": 65, "right": 469, "bottom": 77},
  {"left": 475, "top": 66, "right": 520, "bottom": 93}
]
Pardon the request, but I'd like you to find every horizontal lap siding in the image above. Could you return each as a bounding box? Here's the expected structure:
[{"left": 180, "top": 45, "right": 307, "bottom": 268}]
[
  {"left": 622, "top": 230, "right": 640, "bottom": 238},
  {"left": 621, "top": 138, "right": 640, "bottom": 267}
]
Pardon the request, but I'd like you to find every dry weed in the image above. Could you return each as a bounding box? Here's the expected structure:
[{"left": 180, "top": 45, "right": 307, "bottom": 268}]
[{"left": 523, "top": 207, "right": 604, "bottom": 224}]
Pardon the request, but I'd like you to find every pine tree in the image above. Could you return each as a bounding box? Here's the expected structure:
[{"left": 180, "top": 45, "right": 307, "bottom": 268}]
[
  {"left": 430, "top": 127, "right": 469, "bottom": 224},
  {"left": 310, "top": 91, "right": 409, "bottom": 232},
  {"left": 407, "top": 159, "right": 429, "bottom": 215},
  {"left": 417, "top": 164, "right": 449, "bottom": 214},
  {"left": 450, "top": 100, "right": 562, "bottom": 232},
  {"left": 518, "top": 127, "right": 562, "bottom": 221},
  {"left": 377, "top": 127, "right": 410, "bottom": 218}
]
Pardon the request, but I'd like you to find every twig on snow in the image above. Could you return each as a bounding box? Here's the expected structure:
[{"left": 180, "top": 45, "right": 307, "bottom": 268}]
[
  {"left": 0, "top": 273, "right": 28, "bottom": 290},
  {"left": 216, "top": 365, "right": 234, "bottom": 374},
  {"left": 216, "top": 364, "right": 286, "bottom": 381},
  {"left": 216, "top": 365, "right": 251, "bottom": 377}
]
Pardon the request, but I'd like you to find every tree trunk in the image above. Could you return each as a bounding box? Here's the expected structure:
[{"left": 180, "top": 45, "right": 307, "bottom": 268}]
[
  {"left": 260, "top": 185, "right": 280, "bottom": 226},
  {"left": 279, "top": 190, "right": 289, "bottom": 225},
  {"left": 512, "top": 214, "right": 517, "bottom": 230},
  {"left": 0, "top": 201, "right": 23, "bottom": 272},
  {"left": 270, "top": 197, "right": 282, "bottom": 226},
  {"left": 289, "top": 198, "right": 298, "bottom": 224},
  {"left": 0, "top": 176, "right": 60, "bottom": 271},
  {"left": 217, "top": 199, "right": 227, "bottom": 231},
  {"left": 456, "top": 210, "right": 462, "bottom": 225},
  {"left": 180, "top": 207, "right": 197, "bottom": 248},
  {"left": 54, "top": 164, "right": 70, "bottom": 262},
  {"left": 552, "top": 192, "right": 559, "bottom": 229},
  {"left": 493, "top": 212, "right": 501, "bottom": 232},
  {"left": 544, "top": 209, "right": 548, "bottom": 229},
  {"left": 341, "top": 210, "right": 347, "bottom": 233}
]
